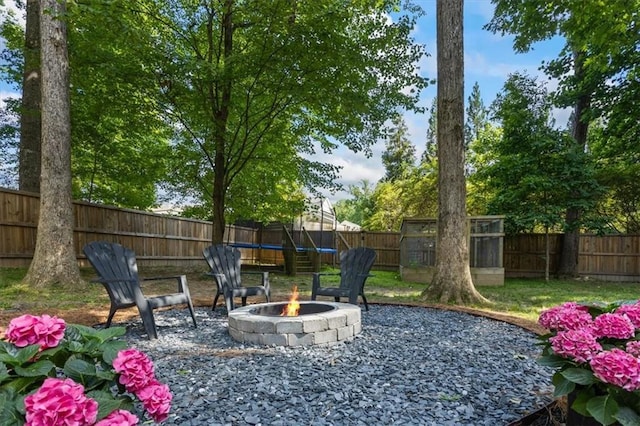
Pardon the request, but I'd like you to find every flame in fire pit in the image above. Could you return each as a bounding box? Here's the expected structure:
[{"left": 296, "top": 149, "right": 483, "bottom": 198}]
[{"left": 280, "top": 285, "right": 300, "bottom": 316}]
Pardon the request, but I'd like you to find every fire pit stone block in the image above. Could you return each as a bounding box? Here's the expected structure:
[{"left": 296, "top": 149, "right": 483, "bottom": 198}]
[{"left": 227, "top": 302, "right": 362, "bottom": 347}]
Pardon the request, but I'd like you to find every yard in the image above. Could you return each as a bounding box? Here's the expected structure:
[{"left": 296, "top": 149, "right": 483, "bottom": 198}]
[{"left": 1, "top": 265, "right": 638, "bottom": 334}]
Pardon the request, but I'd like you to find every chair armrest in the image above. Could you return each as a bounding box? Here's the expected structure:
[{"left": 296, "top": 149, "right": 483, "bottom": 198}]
[
  {"left": 312, "top": 272, "right": 341, "bottom": 294},
  {"left": 141, "top": 275, "right": 190, "bottom": 294},
  {"left": 242, "top": 271, "right": 270, "bottom": 294},
  {"left": 141, "top": 275, "right": 184, "bottom": 282},
  {"left": 91, "top": 277, "right": 136, "bottom": 284},
  {"left": 313, "top": 272, "right": 341, "bottom": 277}
]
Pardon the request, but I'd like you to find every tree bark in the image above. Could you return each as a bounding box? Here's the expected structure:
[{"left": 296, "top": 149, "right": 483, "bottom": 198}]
[
  {"left": 558, "top": 49, "right": 590, "bottom": 278},
  {"left": 23, "top": 0, "right": 83, "bottom": 288},
  {"left": 18, "top": 0, "right": 42, "bottom": 193},
  {"left": 211, "top": 0, "right": 234, "bottom": 244},
  {"left": 422, "top": 0, "right": 488, "bottom": 305}
]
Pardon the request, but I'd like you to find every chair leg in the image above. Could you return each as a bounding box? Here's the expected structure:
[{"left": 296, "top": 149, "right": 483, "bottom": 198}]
[
  {"left": 137, "top": 304, "right": 158, "bottom": 340},
  {"left": 212, "top": 288, "right": 221, "bottom": 311},
  {"left": 105, "top": 306, "right": 117, "bottom": 328},
  {"left": 241, "top": 297, "right": 247, "bottom": 306},
  {"left": 334, "top": 297, "right": 340, "bottom": 303},
  {"left": 361, "top": 293, "right": 369, "bottom": 311},
  {"left": 225, "top": 293, "right": 235, "bottom": 312},
  {"left": 186, "top": 298, "right": 198, "bottom": 328}
]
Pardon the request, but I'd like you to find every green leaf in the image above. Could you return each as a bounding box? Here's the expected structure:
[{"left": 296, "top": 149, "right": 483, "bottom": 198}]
[
  {"left": 537, "top": 354, "right": 569, "bottom": 368},
  {"left": 0, "top": 388, "right": 24, "bottom": 425},
  {"left": 0, "top": 376, "right": 39, "bottom": 394},
  {"left": 569, "top": 388, "right": 596, "bottom": 416},
  {"left": 561, "top": 368, "right": 598, "bottom": 385},
  {"left": 0, "top": 363, "right": 10, "bottom": 383},
  {"left": 94, "top": 327, "right": 126, "bottom": 342},
  {"left": 96, "top": 369, "right": 116, "bottom": 381},
  {"left": 587, "top": 394, "right": 619, "bottom": 426},
  {"left": 13, "top": 360, "right": 55, "bottom": 378},
  {"left": 63, "top": 358, "right": 97, "bottom": 385},
  {"left": 87, "top": 390, "right": 124, "bottom": 421},
  {"left": 552, "top": 371, "right": 576, "bottom": 396},
  {"left": 101, "top": 340, "right": 128, "bottom": 364},
  {"left": 614, "top": 406, "right": 640, "bottom": 426},
  {"left": 0, "top": 345, "right": 40, "bottom": 366}
]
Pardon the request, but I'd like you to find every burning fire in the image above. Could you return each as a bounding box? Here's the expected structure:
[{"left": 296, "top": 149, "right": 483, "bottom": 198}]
[{"left": 280, "top": 285, "right": 300, "bottom": 316}]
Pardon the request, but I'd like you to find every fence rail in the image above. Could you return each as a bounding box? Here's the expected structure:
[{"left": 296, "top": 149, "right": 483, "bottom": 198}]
[{"left": 1, "top": 188, "right": 639, "bottom": 281}]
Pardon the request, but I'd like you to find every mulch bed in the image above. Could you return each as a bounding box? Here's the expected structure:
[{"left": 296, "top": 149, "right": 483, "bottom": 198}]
[{"left": 508, "top": 398, "right": 567, "bottom": 426}]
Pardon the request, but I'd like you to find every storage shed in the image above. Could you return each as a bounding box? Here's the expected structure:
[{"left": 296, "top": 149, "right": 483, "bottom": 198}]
[{"left": 399, "top": 216, "right": 505, "bottom": 286}]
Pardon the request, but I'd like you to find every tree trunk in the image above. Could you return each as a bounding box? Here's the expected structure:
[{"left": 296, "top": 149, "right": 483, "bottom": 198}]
[
  {"left": 211, "top": 0, "right": 234, "bottom": 245},
  {"left": 18, "top": 0, "right": 42, "bottom": 193},
  {"left": 422, "top": 0, "right": 488, "bottom": 305},
  {"left": 544, "top": 225, "right": 550, "bottom": 282},
  {"left": 23, "top": 0, "right": 83, "bottom": 288},
  {"left": 558, "top": 49, "right": 590, "bottom": 278}
]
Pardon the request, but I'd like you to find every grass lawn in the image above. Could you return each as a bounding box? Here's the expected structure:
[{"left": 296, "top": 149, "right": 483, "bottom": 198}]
[{"left": 1, "top": 266, "right": 639, "bottom": 330}]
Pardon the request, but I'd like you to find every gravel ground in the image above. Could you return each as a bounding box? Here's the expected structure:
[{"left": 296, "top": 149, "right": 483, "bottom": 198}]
[{"left": 123, "top": 305, "right": 555, "bottom": 426}]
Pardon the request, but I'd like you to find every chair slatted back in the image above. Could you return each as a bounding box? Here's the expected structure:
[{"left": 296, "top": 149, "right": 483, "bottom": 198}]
[
  {"left": 203, "top": 244, "right": 243, "bottom": 290},
  {"left": 83, "top": 241, "right": 139, "bottom": 306},
  {"left": 339, "top": 247, "right": 376, "bottom": 291}
]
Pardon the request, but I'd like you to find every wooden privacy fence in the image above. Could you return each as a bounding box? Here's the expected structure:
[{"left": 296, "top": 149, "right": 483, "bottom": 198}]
[
  {"left": 505, "top": 233, "right": 640, "bottom": 281},
  {"left": 1, "top": 188, "right": 639, "bottom": 281},
  {"left": 0, "top": 188, "right": 214, "bottom": 268}
]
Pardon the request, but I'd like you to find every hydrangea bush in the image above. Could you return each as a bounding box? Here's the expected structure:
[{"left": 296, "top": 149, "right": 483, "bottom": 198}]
[
  {"left": 538, "top": 301, "right": 640, "bottom": 425},
  {"left": 0, "top": 314, "right": 172, "bottom": 425}
]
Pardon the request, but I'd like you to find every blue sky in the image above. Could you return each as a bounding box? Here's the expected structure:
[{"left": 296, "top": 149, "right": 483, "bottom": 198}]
[{"left": 317, "top": 0, "right": 568, "bottom": 205}]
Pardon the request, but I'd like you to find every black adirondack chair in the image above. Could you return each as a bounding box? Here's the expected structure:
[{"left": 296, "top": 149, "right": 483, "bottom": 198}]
[
  {"left": 311, "top": 247, "right": 376, "bottom": 310},
  {"left": 203, "top": 244, "right": 270, "bottom": 312},
  {"left": 83, "top": 241, "right": 197, "bottom": 339}
]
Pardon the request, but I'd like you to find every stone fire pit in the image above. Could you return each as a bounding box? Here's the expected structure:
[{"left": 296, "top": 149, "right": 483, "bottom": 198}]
[{"left": 227, "top": 301, "right": 362, "bottom": 347}]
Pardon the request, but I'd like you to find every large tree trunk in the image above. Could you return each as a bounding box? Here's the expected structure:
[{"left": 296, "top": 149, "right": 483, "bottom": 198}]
[
  {"left": 23, "top": 0, "right": 83, "bottom": 288},
  {"left": 211, "top": 0, "right": 233, "bottom": 244},
  {"left": 558, "top": 49, "right": 590, "bottom": 278},
  {"left": 18, "top": 0, "right": 42, "bottom": 193},
  {"left": 422, "top": 0, "right": 488, "bottom": 305}
]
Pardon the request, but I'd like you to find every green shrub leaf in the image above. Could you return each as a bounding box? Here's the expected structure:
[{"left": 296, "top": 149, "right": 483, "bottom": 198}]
[
  {"left": 0, "top": 363, "right": 9, "bottom": 383},
  {"left": 561, "top": 368, "right": 598, "bottom": 385},
  {"left": 101, "top": 341, "right": 128, "bottom": 364},
  {"left": 87, "top": 389, "right": 124, "bottom": 420},
  {"left": 614, "top": 406, "right": 640, "bottom": 426},
  {"left": 587, "top": 394, "right": 619, "bottom": 426},
  {"left": 14, "top": 360, "right": 55, "bottom": 378},
  {"left": 63, "top": 358, "right": 97, "bottom": 385},
  {"left": 537, "top": 354, "right": 568, "bottom": 368},
  {"left": 552, "top": 371, "right": 576, "bottom": 396}
]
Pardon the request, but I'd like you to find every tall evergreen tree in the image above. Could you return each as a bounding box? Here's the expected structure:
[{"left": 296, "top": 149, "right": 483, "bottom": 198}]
[
  {"left": 381, "top": 114, "right": 416, "bottom": 182},
  {"left": 421, "top": 97, "right": 437, "bottom": 164},
  {"left": 464, "top": 82, "right": 487, "bottom": 149}
]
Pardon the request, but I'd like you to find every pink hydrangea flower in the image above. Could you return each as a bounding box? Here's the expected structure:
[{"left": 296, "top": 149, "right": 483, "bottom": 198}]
[
  {"left": 593, "top": 313, "right": 636, "bottom": 339},
  {"left": 590, "top": 348, "right": 640, "bottom": 391},
  {"left": 95, "top": 409, "right": 139, "bottom": 426},
  {"left": 550, "top": 328, "right": 603, "bottom": 363},
  {"left": 138, "top": 380, "right": 173, "bottom": 423},
  {"left": 24, "top": 377, "right": 98, "bottom": 426},
  {"left": 616, "top": 303, "right": 640, "bottom": 328},
  {"left": 538, "top": 303, "right": 593, "bottom": 331},
  {"left": 627, "top": 341, "right": 640, "bottom": 357},
  {"left": 113, "top": 348, "right": 155, "bottom": 393},
  {"left": 5, "top": 314, "right": 66, "bottom": 350}
]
